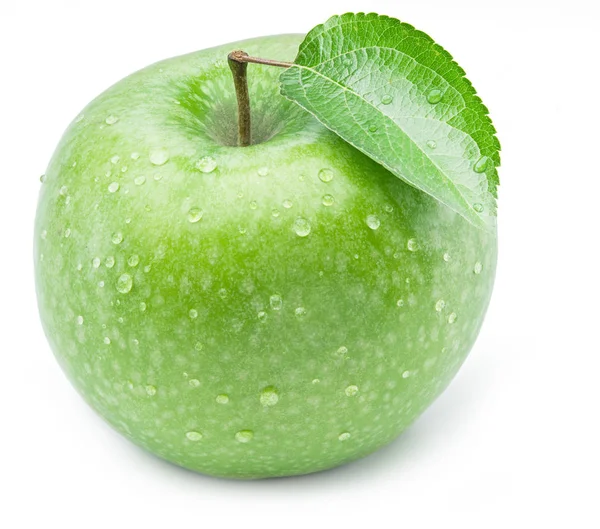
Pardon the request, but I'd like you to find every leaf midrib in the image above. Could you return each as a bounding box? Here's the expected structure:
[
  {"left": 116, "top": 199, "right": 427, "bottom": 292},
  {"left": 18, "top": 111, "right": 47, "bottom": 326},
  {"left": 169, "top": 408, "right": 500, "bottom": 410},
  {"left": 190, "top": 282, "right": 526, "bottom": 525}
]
[{"left": 288, "top": 63, "right": 479, "bottom": 222}]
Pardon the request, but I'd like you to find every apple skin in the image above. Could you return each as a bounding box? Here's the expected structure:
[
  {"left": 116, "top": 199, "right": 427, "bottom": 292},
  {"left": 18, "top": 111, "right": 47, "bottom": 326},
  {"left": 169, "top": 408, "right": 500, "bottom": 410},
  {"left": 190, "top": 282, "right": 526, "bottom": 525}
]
[{"left": 34, "top": 34, "right": 497, "bottom": 479}]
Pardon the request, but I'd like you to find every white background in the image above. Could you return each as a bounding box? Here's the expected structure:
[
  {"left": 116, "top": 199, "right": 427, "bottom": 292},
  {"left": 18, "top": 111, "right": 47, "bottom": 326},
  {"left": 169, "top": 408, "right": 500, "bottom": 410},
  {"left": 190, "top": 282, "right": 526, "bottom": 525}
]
[{"left": 1, "top": 0, "right": 598, "bottom": 527}]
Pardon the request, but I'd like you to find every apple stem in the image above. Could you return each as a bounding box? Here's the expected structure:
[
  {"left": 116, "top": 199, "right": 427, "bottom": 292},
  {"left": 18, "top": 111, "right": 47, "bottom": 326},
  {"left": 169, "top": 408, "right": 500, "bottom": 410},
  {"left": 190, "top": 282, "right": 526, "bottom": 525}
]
[{"left": 227, "top": 50, "right": 293, "bottom": 147}]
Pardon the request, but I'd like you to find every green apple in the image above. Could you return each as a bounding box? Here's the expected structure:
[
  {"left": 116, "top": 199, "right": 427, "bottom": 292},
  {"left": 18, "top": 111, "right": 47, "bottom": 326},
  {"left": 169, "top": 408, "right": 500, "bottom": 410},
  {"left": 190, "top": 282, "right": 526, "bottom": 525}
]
[{"left": 34, "top": 34, "right": 496, "bottom": 478}]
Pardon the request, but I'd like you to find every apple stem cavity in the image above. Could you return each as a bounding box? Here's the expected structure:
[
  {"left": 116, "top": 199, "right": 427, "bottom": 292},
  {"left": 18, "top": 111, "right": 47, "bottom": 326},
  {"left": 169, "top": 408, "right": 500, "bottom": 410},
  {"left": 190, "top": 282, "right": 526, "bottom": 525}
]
[{"left": 227, "top": 50, "right": 293, "bottom": 147}]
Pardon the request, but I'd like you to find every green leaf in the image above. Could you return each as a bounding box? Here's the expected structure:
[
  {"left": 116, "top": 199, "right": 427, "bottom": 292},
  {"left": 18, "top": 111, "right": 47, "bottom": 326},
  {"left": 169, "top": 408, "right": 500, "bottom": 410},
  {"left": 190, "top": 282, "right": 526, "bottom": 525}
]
[{"left": 280, "top": 12, "right": 500, "bottom": 229}]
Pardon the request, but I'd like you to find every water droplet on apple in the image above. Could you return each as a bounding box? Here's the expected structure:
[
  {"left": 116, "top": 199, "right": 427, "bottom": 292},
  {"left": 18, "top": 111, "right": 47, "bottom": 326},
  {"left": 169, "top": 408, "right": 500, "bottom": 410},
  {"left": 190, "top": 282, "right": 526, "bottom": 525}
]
[
  {"left": 111, "top": 232, "right": 123, "bottom": 244},
  {"left": 402, "top": 370, "right": 411, "bottom": 379},
  {"left": 312, "top": 379, "right": 320, "bottom": 385},
  {"left": 338, "top": 432, "right": 351, "bottom": 441},
  {"left": 396, "top": 299, "right": 405, "bottom": 307},
  {"left": 407, "top": 238, "right": 419, "bottom": 251},
  {"left": 257, "top": 166, "right": 269, "bottom": 177},
  {"left": 40, "top": 174, "right": 46, "bottom": 184},
  {"left": 75, "top": 114, "right": 85, "bottom": 123},
  {"left": 257, "top": 311, "right": 268, "bottom": 322},
  {"left": 149, "top": 148, "right": 169, "bottom": 166},
  {"left": 131, "top": 152, "right": 140, "bottom": 160},
  {"left": 98, "top": 281, "right": 105, "bottom": 288},
  {"left": 235, "top": 430, "right": 254, "bottom": 443},
  {"left": 443, "top": 252, "right": 451, "bottom": 262},
  {"left": 322, "top": 194, "right": 334, "bottom": 206},
  {"left": 473, "top": 203, "right": 484, "bottom": 213},
  {"left": 40, "top": 230, "right": 47, "bottom": 239},
  {"left": 435, "top": 299, "right": 446, "bottom": 312},
  {"left": 474, "top": 155, "right": 490, "bottom": 173},
  {"left": 426, "top": 140, "right": 437, "bottom": 149},
  {"left": 366, "top": 215, "right": 381, "bottom": 230},
  {"left": 196, "top": 156, "right": 217, "bottom": 173},
  {"left": 427, "top": 89, "right": 443, "bottom": 104},
  {"left": 448, "top": 312, "right": 457, "bottom": 324},
  {"left": 103, "top": 337, "right": 111, "bottom": 345},
  {"left": 336, "top": 346, "right": 348, "bottom": 356},
  {"left": 216, "top": 394, "right": 229, "bottom": 404},
  {"left": 293, "top": 217, "right": 311, "bottom": 237},
  {"left": 139, "top": 302, "right": 147, "bottom": 312},
  {"left": 282, "top": 199, "right": 293, "bottom": 209},
  {"left": 381, "top": 94, "right": 393, "bottom": 105},
  {"left": 318, "top": 168, "right": 334, "bottom": 182},
  {"left": 189, "top": 309, "right": 198, "bottom": 319},
  {"left": 105, "top": 256, "right": 115, "bottom": 268},
  {"left": 110, "top": 155, "right": 120, "bottom": 165},
  {"left": 260, "top": 386, "right": 279, "bottom": 406},
  {"left": 271, "top": 208, "right": 280, "bottom": 217},
  {"left": 145, "top": 385, "right": 157, "bottom": 396},
  {"left": 218, "top": 288, "right": 228, "bottom": 299},
  {"left": 295, "top": 307, "right": 307, "bottom": 318},
  {"left": 186, "top": 431, "right": 203, "bottom": 441},
  {"left": 128, "top": 254, "right": 139, "bottom": 267},
  {"left": 249, "top": 201, "right": 257, "bottom": 210},
  {"left": 64, "top": 228, "right": 71, "bottom": 238},
  {"left": 76, "top": 315, "right": 84, "bottom": 325},
  {"left": 345, "top": 385, "right": 359, "bottom": 397},
  {"left": 269, "top": 294, "right": 283, "bottom": 310},
  {"left": 188, "top": 379, "right": 200, "bottom": 387},
  {"left": 187, "top": 208, "right": 203, "bottom": 223},
  {"left": 105, "top": 115, "right": 118, "bottom": 125},
  {"left": 108, "top": 182, "right": 119, "bottom": 193},
  {"left": 194, "top": 342, "right": 203, "bottom": 351},
  {"left": 116, "top": 273, "right": 133, "bottom": 294},
  {"left": 473, "top": 261, "right": 483, "bottom": 274},
  {"left": 134, "top": 175, "right": 146, "bottom": 186}
]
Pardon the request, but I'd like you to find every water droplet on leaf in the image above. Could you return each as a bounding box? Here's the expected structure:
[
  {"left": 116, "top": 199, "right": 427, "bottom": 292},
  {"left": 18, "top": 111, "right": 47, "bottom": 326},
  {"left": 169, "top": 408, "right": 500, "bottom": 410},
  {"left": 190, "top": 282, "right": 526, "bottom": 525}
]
[
  {"left": 474, "top": 155, "right": 490, "bottom": 173},
  {"left": 427, "top": 89, "right": 443, "bottom": 104},
  {"left": 381, "top": 94, "right": 393, "bottom": 105},
  {"left": 108, "top": 182, "right": 119, "bottom": 193}
]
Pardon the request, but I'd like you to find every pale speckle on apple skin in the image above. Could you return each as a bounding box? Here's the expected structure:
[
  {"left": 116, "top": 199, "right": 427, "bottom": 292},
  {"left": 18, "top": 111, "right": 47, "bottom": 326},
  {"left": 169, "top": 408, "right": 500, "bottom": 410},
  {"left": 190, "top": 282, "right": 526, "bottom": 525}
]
[{"left": 34, "top": 34, "right": 497, "bottom": 479}]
